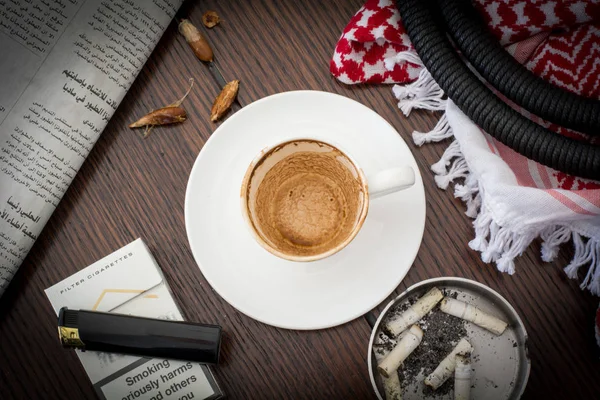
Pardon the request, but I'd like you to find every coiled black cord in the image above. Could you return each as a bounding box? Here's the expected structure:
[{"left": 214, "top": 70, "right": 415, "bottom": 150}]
[
  {"left": 438, "top": 0, "right": 600, "bottom": 136},
  {"left": 396, "top": 0, "right": 600, "bottom": 180}
]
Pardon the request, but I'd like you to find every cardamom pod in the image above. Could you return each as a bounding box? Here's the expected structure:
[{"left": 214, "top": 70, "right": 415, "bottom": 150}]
[
  {"left": 178, "top": 19, "right": 213, "bottom": 62},
  {"left": 129, "top": 79, "right": 194, "bottom": 137},
  {"left": 129, "top": 107, "right": 187, "bottom": 128},
  {"left": 211, "top": 80, "right": 239, "bottom": 122}
]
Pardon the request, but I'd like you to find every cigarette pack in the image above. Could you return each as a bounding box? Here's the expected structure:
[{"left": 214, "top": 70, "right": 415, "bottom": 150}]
[{"left": 45, "top": 238, "right": 224, "bottom": 400}]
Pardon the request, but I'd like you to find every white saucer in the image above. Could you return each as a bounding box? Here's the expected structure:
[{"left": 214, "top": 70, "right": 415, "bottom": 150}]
[{"left": 185, "top": 91, "right": 426, "bottom": 330}]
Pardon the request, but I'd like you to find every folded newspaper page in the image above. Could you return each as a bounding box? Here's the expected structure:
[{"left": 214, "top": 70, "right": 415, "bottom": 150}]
[{"left": 0, "top": 0, "right": 183, "bottom": 296}]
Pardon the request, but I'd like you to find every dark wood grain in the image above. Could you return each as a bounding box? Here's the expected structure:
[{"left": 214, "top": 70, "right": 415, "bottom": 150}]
[{"left": 1, "top": 1, "right": 599, "bottom": 399}]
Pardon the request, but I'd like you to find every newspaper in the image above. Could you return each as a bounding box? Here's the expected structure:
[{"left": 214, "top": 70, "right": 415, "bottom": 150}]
[{"left": 0, "top": 0, "right": 183, "bottom": 296}]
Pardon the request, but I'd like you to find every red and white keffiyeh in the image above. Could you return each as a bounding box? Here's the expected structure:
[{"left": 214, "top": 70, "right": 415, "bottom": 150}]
[{"left": 330, "top": 0, "right": 600, "bottom": 294}]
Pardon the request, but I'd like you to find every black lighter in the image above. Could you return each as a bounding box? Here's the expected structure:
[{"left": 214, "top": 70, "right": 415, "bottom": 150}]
[{"left": 57, "top": 307, "right": 222, "bottom": 364}]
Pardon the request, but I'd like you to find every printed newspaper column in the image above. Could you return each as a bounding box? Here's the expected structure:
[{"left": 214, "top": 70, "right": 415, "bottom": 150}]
[{"left": 0, "top": 0, "right": 182, "bottom": 297}]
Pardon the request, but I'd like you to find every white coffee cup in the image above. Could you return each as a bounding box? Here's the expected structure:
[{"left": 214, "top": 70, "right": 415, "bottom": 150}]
[{"left": 240, "top": 139, "right": 415, "bottom": 261}]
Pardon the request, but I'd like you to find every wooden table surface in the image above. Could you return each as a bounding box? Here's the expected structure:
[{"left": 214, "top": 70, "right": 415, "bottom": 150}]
[{"left": 1, "top": 1, "right": 599, "bottom": 399}]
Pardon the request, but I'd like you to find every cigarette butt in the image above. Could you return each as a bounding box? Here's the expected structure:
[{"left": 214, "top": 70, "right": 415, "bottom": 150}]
[
  {"left": 373, "top": 335, "right": 403, "bottom": 400},
  {"left": 424, "top": 338, "right": 472, "bottom": 390},
  {"left": 385, "top": 287, "right": 444, "bottom": 336},
  {"left": 383, "top": 372, "right": 403, "bottom": 400},
  {"left": 454, "top": 352, "right": 472, "bottom": 400},
  {"left": 440, "top": 297, "right": 508, "bottom": 335},
  {"left": 377, "top": 325, "right": 423, "bottom": 378},
  {"left": 374, "top": 332, "right": 398, "bottom": 349}
]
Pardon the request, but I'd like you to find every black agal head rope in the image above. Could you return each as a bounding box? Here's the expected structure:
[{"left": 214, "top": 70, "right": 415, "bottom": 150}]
[
  {"left": 397, "top": 0, "right": 600, "bottom": 180},
  {"left": 439, "top": 0, "right": 600, "bottom": 136}
]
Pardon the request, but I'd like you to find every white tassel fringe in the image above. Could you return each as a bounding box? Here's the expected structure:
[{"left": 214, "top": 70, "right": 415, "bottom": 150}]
[
  {"left": 564, "top": 233, "right": 600, "bottom": 295},
  {"left": 433, "top": 141, "right": 600, "bottom": 291},
  {"left": 540, "top": 226, "right": 572, "bottom": 262},
  {"left": 413, "top": 114, "right": 453, "bottom": 146},
  {"left": 390, "top": 51, "right": 446, "bottom": 117},
  {"left": 390, "top": 57, "right": 600, "bottom": 293}
]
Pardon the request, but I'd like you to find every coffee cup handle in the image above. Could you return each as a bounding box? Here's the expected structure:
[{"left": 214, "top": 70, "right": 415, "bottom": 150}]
[{"left": 368, "top": 166, "right": 415, "bottom": 199}]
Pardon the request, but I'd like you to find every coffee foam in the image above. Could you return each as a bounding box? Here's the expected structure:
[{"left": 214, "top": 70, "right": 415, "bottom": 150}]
[{"left": 244, "top": 140, "right": 366, "bottom": 258}]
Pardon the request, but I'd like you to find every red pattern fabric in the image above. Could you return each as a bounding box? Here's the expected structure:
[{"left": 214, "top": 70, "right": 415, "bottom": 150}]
[
  {"left": 331, "top": 0, "right": 599, "bottom": 94},
  {"left": 330, "top": 0, "right": 416, "bottom": 84},
  {"left": 331, "top": 0, "right": 600, "bottom": 344},
  {"left": 526, "top": 23, "right": 600, "bottom": 99},
  {"left": 474, "top": 0, "right": 600, "bottom": 45},
  {"left": 330, "top": 0, "right": 600, "bottom": 190}
]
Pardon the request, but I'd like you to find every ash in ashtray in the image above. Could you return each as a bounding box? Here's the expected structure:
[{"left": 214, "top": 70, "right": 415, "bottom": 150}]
[
  {"left": 403, "top": 307, "right": 467, "bottom": 396},
  {"left": 380, "top": 290, "right": 466, "bottom": 398}
]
